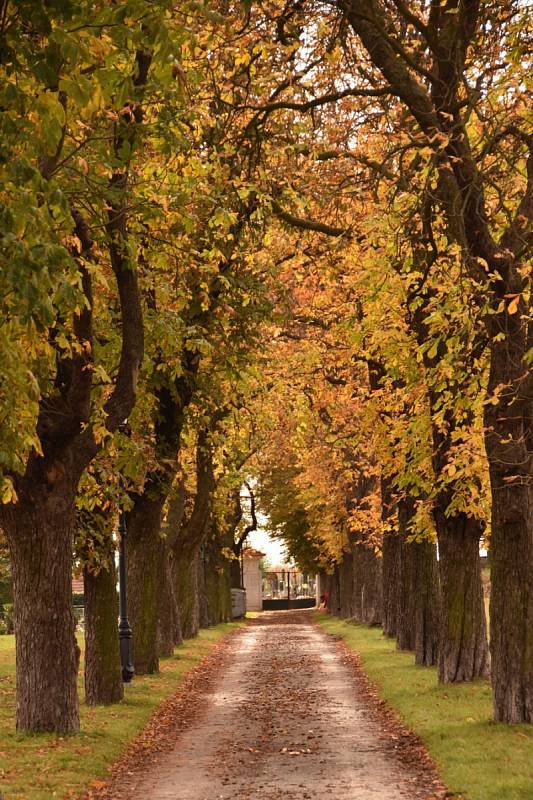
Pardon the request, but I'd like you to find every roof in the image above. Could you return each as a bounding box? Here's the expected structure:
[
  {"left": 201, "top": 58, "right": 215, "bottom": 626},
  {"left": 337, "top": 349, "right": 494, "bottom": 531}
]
[
  {"left": 268, "top": 565, "right": 300, "bottom": 573},
  {"left": 242, "top": 548, "right": 266, "bottom": 559}
]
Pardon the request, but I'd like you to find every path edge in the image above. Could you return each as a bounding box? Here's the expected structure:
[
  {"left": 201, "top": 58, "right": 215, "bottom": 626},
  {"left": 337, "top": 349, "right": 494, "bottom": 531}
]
[{"left": 313, "top": 614, "right": 455, "bottom": 800}]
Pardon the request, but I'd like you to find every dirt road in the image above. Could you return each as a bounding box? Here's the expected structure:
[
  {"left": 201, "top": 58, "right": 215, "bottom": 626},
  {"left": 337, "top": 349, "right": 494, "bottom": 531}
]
[{"left": 98, "top": 611, "right": 445, "bottom": 800}]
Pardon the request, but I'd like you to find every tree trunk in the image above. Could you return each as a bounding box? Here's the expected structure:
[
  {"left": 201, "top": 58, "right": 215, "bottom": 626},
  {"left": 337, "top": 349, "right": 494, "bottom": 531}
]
[
  {"left": 485, "top": 335, "right": 533, "bottom": 721},
  {"left": 173, "top": 427, "right": 216, "bottom": 637},
  {"left": 396, "top": 499, "right": 417, "bottom": 651},
  {"left": 197, "top": 542, "right": 209, "bottom": 629},
  {"left": 352, "top": 541, "right": 382, "bottom": 625},
  {"left": 83, "top": 562, "right": 123, "bottom": 705},
  {"left": 413, "top": 539, "right": 440, "bottom": 667},
  {"left": 382, "top": 531, "right": 400, "bottom": 638},
  {"left": 436, "top": 510, "right": 489, "bottom": 683},
  {"left": 162, "top": 483, "right": 187, "bottom": 647},
  {"left": 157, "top": 542, "right": 179, "bottom": 657},
  {"left": 329, "top": 566, "right": 341, "bottom": 616},
  {"left": 230, "top": 555, "right": 242, "bottom": 589},
  {"left": 489, "top": 479, "right": 533, "bottom": 722},
  {"left": 173, "top": 582, "right": 183, "bottom": 647},
  {"left": 2, "top": 487, "right": 80, "bottom": 732},
  {"left": 338, "top": 549, "right": 354, "bottom": 618},
  {"left": 204, "top": 540, "right": 220, "bottom": 626},
  {"left": 204, "top": 529, "right": 232, "bottom": 625},
  {"left": 175, "top": 547, "right": 200, "bottom": 639},
  {"left": 395, "top": 502, "right": 440, "bottom": 666},
  {"left": 126, "top": 493, "right": 164, "bottom": 674},
  {"left": 380, "top": 477, "right": 399, "bottom": 638}
]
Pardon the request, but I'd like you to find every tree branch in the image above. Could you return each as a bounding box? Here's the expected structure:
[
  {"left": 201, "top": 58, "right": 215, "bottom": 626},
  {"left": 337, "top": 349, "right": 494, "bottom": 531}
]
[
  {"left": 235, "top": 481, "right": 258, "bottom": 553},
  {"left": 338, "top": 0, "right": 440, "bottom": 134},
  {"left": 247, "top": 83, "right": 393, "bottom": 116},
  {"left": 102, "top": 49, "right": 152, "bottom": 432},
  {"left": 272, "top": 201, "right": 348, "bottom": 237}
]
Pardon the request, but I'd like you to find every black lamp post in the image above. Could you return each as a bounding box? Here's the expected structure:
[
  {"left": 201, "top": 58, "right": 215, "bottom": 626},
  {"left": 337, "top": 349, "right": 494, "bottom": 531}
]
[{"left": 118, "top": 423, "right": 134, "bottom": 683}]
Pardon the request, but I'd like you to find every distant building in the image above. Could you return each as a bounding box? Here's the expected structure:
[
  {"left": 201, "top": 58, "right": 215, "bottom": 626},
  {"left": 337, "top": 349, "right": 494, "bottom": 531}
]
[{"left": 242, "top": 548, "right": 265, "bottom": 611}]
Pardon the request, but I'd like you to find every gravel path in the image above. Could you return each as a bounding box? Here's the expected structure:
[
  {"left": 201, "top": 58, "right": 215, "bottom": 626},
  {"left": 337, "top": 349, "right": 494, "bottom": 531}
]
[{"left": 109, "top": 611, "right": 444, "bottom": 800}]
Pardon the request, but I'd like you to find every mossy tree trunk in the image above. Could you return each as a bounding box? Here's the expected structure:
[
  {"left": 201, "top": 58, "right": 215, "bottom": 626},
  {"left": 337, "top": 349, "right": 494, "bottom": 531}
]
[
  {"left": 381, "top": 530, "right": 400, "bottom": 638},
  {"left": 329, "top": 566, "right": 342, "bottom": 616},
  {"left": 157, "top": 541, "right": 180, "bottom": 657},
  {"left": 379, "top": 471, "right": 400, "bottom": 638},
  {"left": 126, "top": 491, "right": 165, "bottom": 674},
  {"left": 2, "top": 481, "right": 80, "bottom": 732},
  {"left": 413, "top": 539, "right": 440, "bottom": 667},
  {"left": 352, "top": 541, "right": 382, "bottom": 625},
  {"left": 173, "top": 426, "right": 216, "bottom": 638},
  {"left": 392, "top": 498, "right": 440, "bottom": 664},
  {"left": 396, "top": 499, "right": 417, "bottom": 652},
  {"left": 175, "top": 547, "right": 200, "bottom": 639},
  {"left": 124, "top": 358, "right": 201, "bottom": 671},
  {"left": 161, "top": 479, "right": 188, "bottom": 647},
  {"left": 197, "top": 542, "right": 209, "bottom": 629},
  {"left": 204, "top": 525, "right": 232, "bottom": 625},
  {"left": 230, "top": 557, "right": 242, "bottom": 589},
  {"left": 485, "top": 332, "right": 533, "bottom": 722},
  {"left": 436, "top": 508, "right": 489, "bottom": 683},
  {"left": 84, "top": 561, "right": 123, "bottom": 705},
  {"left": 338, "top": 549, "right": 354, "bottom": 618}
]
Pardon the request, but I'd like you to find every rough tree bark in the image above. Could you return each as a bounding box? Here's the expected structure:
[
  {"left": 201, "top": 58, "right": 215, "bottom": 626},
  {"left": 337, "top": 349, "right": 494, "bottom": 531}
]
[
  {"left": 126, "top": 492, "right": 165, "bottom": 674},
  {"left": 173, "top": 427, "right": 217, "bottom": 638},
  {"left": 175, "top": 548, "right": 201, "bottom": 639},
  {"left": 4, "top": 484, "right": 80, "bottom": 732},
  {"left": 160, "top": 478, "right": 188, "bottom": 648},
  {"left": 197, "top": 542, "right": 209, "bottom": 629},
  {"left": 157, "top": 542, "right": 180, "bottom": 656},
  {"left": 394, "top": 499, "right": 440, "bottom": 665},
  {"left": 204, "top": 523, "right": 232, "bottom": 625},
  {"left": 396, "top": 499, "right": 417, "bottom": 652},
  {"left": 381, "top": 487, "right": 400, "bottom": 638},
  {"left": 329, "top": 565, "right": 342, "bottom": 617},
  {"left": 126, "top": 356, "right": 200, "bottom": 671},
  {"left": 382, "top": 533, "right": 400, "bottom": 636},
  {"left": 338, "top": 548, "right": 355, "bottom": 618},
  {"left": 427, "top": 434, "right": 489, "bottom": 682},
  {"left": 436, "top": 508, "right": 489, "bottom": 682},
  {"left": 485, "top": 296, "right": 532, "bottom": 720},
  {"left": 352, "top": 541, "right": 382, "bottom": 625},
  {"left": 84, "top": 561, "right": 123, "bottom": 705},
  {"left": 413, "top": 538, "right": 440, "bottom": 668}
]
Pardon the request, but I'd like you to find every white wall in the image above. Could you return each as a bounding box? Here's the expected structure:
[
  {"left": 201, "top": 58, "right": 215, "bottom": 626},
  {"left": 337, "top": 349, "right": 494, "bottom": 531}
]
[{"left": 243, "top": 557, "right": 263, "bottom": 611}]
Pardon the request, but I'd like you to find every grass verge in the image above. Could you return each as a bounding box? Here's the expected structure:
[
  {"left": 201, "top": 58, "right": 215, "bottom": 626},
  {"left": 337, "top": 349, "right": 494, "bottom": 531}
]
[
  {"left": 0, "top": 621, "right": 243, "bottom": 800},
  {"left": 315, "top": 613, "right": 533, "bottom": 800}
]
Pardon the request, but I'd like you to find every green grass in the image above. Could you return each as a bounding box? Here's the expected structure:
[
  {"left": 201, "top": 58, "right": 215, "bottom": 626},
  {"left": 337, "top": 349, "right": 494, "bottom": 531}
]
[
  {"left": 0, "top": 622, "right": 243, "bottom": 800},
  {"left": 315, "top": 613, "right": 533, "bottom": 800}
]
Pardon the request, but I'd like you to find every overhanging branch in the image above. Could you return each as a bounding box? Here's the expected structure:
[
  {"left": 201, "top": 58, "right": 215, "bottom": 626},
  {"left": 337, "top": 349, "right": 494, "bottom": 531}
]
[
  {"left": 248, "top": 84, "right": 393, "bottom": 116},
  {"left": 272, "top": 201, "right": 348, "bottom": 237},
  {"left": 235, "top": 481, "right": 258, "bottom": 553}
]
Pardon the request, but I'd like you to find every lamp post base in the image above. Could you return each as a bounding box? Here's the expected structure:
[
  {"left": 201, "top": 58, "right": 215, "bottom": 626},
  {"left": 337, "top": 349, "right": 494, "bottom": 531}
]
[{"left": 119, "top": 623, "right": 135, "bottom": 683}]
